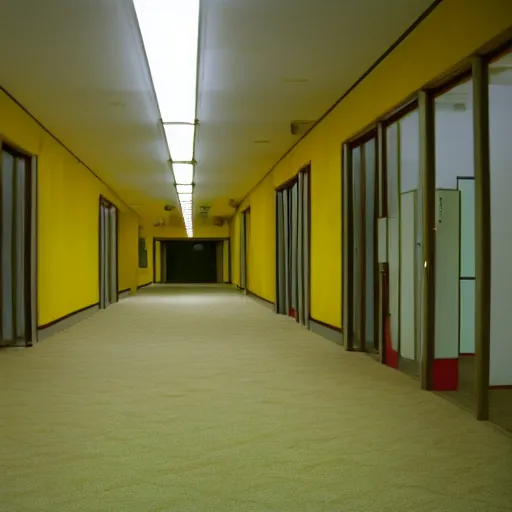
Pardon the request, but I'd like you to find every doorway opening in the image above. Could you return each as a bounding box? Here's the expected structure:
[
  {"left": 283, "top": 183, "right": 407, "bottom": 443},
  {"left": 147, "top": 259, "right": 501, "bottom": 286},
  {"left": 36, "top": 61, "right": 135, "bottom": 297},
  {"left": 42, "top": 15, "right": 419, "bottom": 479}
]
[
  {"left": 240, "top": 208, "right": 250, "bottom": 291},
  {"left": 345, "top": 136, "right": 379, "bottom": 353},
  {"left": 157, "top": 239, "right": 229, "bottom": 284},
  {"left": 1, "top": 144, "right": 35, "bottom": 347},
  {"left": 275, "top": 165, "right": 310, "bottom": 327},
  {"left": 99, "top": 197, "right": 118, "bottom": 309}
]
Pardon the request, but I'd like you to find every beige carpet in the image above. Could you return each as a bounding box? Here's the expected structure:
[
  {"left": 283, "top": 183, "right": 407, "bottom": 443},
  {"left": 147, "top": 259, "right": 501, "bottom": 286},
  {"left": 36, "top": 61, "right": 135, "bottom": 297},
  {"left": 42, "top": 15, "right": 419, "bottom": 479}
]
[{"left": 1, "top": 284, "right": 511, "bottom": 512}]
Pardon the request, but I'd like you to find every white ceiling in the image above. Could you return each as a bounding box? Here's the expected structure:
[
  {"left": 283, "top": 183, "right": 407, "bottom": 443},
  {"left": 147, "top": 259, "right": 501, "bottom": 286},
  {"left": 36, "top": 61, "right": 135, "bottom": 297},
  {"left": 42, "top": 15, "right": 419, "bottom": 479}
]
[{"left": 0, "top": 0, "right": 435, "bottom": 225}]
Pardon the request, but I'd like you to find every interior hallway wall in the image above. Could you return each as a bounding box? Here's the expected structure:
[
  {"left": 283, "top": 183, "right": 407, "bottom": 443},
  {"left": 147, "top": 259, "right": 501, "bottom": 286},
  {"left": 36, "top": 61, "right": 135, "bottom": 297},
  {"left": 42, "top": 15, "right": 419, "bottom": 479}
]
[
  {"left": 155, "top": 241, "right": 162, "bottom": 284},
  {"left": 118, "top": 211, "right": 139, "bottom": 294},
  {"left": 231, "top": 0, "right": 512, "bottom": 329},
  {"left": 137, "top": 224, "right": 153, "bottom": 288},
  {"left": 231, "top": 175, "right": 275, "bottom": 301},
  {"left": 230, "top": 214, "right": 241, "bottom": 287},
  {"left": 0, "top": 90, "right": 140, "bottom": 327}
]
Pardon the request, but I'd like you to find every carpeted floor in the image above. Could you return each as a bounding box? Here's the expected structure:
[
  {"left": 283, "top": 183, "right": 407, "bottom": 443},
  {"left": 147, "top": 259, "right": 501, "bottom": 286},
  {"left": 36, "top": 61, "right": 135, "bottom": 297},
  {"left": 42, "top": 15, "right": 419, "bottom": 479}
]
[{"left": 1, "top": 284, "right": 511, "bottom": 512}]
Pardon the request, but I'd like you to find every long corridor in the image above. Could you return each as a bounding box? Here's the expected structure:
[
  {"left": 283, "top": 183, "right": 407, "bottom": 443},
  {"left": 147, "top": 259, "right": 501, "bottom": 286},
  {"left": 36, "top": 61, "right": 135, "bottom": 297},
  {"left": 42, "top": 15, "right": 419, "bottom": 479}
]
[{"left": 1, "top": 285, "right": 512, "bottom": 512}]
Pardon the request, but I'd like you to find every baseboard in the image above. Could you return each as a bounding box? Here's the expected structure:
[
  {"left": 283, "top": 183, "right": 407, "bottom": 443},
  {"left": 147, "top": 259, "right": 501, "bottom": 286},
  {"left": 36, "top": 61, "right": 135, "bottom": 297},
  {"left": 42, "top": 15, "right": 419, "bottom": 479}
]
[
  {"left": 38, "top": 303, "right": 100, "bottom": 341},
  {"left": 118, "top": 289, "right": 132, "bottom": 300},
  {"left": 137, "top": 282, "right": 152, "bottom": 290},
  {"left": 247, "top": 291, "right": 275, "bottom": 310},
  {"left": 309, "top": 318, "right": 343, "bottom": 346}
]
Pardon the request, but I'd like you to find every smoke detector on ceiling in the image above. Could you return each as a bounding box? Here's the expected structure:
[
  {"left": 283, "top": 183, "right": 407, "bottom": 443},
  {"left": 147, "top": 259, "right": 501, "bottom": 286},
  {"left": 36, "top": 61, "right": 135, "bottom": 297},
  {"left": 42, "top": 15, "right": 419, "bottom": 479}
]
[
  {"left": 163, "top": 204, "right": 175, "bottom": 212},
  {"left": 153, "top": 218, "right": 165, "bottom": 227}
]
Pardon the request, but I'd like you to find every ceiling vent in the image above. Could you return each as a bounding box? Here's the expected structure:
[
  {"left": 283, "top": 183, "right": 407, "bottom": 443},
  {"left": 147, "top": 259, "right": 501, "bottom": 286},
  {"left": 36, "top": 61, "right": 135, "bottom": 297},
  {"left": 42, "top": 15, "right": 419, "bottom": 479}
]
[
  {"left": 199, "top": 205, "right": 211, "bottom": 217},
  {"left": 290, "top": 120, "right": 315, "bottom": 136},
  {"left": 153, "top": 218, "right": 165, "bottom": 227}
]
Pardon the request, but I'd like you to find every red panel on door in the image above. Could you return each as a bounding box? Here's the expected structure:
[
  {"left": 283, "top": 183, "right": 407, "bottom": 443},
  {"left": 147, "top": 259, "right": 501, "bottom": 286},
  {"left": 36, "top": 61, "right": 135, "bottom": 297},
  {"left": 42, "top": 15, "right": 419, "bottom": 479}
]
[
  {"left": 432, "top": 359, "right": 458, "bottom": 391},
  {"left": 384, "top": 316, "right": 399, "bottom": 369}
]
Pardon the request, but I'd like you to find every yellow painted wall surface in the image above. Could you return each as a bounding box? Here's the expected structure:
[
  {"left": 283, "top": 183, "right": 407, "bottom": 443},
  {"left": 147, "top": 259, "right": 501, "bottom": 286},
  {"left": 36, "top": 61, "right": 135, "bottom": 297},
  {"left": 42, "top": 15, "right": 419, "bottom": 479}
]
[
  {"left": 243, "top": 176, "right": 275, "bottom": 300},
  {"left": 233, "top": 0, "right": 512, "bottom": 328},
  {"left": 118, "top": 211, "right": 139, "bottom": 293},
  {"left": 0, "top": 90, "right": 140, "bottom": 326},
  {"left": 137, "top": 225, "right": 153, "bottom": 287},
  {"left": 245, "top": 211, "right": 252, "bottom": 291},
  {"left": 155, "top": 241, "right": 162, "bottom": 283},
  {"left": 223, "top": 240, "right": 230, "bottom": 282},
  {"left": 230, "top": 214, "right": 241, "bottom": 287}
]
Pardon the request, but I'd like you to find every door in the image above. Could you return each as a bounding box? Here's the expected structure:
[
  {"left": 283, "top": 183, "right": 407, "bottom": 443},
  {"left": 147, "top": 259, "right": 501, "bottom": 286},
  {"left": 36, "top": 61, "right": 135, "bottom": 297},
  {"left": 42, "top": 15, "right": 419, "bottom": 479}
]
[
  {"left": 99, "top": 197, "right": 118, "bottom": 309},
  {"left": 345, "top": 135, "right": 378, "bottom": 352},
  {"left": 164, "top": 241, "right": 217, "bottom": 283},
  {"left": 1, "top": 146, "right": 33, "bottom": 347},
  {"left": 240, "top": 210, "right": 247, "bottom": 290}
]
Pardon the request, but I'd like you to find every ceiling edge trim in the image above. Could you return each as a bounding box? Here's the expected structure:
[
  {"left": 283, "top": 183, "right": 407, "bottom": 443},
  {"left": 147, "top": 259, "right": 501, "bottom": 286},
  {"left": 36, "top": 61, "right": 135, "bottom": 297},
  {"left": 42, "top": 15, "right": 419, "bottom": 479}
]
[
  {"left": 0, "top": 85, "right": 141, "bottom": 219},
  {"left": 239, "top": 0, "right": 445, "bottom": 203}
]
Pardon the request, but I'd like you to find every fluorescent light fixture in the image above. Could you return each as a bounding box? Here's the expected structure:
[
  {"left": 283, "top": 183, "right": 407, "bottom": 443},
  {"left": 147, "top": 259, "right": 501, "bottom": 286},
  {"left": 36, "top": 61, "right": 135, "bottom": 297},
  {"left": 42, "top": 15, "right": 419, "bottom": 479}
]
[
  {"left": 164, "top": 124, "right": 195, "bottom": 162},
  {"left": 133, "top": 0, "right": 200, "bottom": 123},
  {"left": 179, "top": 193, "right": 193, "bottom": 204},
  {"left": 134, "top": 0, "right": 199, "bottom": 239},
  {"left": 176, "top": 184, "right": 193, "bottom": 194},
  {"left": 173, "top": 163, "right": 194, "bottom": 185}
]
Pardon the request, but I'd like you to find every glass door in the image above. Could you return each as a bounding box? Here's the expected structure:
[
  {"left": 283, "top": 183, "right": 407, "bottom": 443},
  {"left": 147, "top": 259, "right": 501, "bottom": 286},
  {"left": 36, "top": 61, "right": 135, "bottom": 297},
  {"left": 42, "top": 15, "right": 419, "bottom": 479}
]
[
  {"left": 1, "top": 146, "right": 32, "bottom": 347},
  {"left": 349, "top": 135, "right": 378, "bottom": 352}
]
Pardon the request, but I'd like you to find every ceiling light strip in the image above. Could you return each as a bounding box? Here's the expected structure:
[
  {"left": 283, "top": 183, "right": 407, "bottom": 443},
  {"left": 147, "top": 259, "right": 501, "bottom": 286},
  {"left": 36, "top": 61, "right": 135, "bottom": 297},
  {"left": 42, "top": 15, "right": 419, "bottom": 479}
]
[{"left": 134, "top": 0, "right": 200, "bottom": 237}]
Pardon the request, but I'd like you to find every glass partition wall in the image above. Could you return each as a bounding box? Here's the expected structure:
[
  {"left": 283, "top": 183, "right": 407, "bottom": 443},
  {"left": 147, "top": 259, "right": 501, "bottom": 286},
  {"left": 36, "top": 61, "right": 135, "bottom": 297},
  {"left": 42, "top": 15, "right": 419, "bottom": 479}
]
[
  {"left": 384, "top": 108, "right": 422, "bottom": 376},
  {"left": 342, "top": 41, "right": 512, "bottom": 430},
  {"left": 344, "top": 134, "right": 379, "bottom": 353},
  {"left": 488, "top": 48, "right": 512, "bottom": 431},
  {"left": 275, "top": 165, "right": 310, "bottom": 327}
]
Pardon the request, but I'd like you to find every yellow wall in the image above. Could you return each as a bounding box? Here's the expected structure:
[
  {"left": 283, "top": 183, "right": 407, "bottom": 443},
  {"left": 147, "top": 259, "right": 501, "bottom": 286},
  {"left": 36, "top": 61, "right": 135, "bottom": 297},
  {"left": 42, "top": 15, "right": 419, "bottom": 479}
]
[
  {"left": 155, "top": 241, "right": 162, "bottom": 283},
  {"left": 222, "top": 240, "right": 230, "bottom": 283},
  {"left": 118, "top": 211, "right": 139, "bottom": 294},
  {"left": 230, "top": 214, "right": 241, "bottom": 287},
  {"left": 0, "top": 90, "right": 141, "bottom": 326},
  {"left": 232, "top": 0, "right": 512, "bottom": 328},
  {"left": 137, "top": 225, "right": 153, "bottom": 287}
]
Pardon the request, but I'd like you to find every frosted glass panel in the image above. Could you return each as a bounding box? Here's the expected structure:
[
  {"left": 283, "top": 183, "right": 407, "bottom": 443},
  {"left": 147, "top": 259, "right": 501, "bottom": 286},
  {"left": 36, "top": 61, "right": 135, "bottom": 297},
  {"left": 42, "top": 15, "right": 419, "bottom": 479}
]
[
  {"left": 364, "top": 140, "right": 375, "bottom": 345},
  {"left": 434, "top": 190, "right": 460, "bottom": 360},
  {"left": 459, "top": 280, "right": 475, "bottom": 354},
  {"left": 489, "top": 57, "right": 512, "bottom": 386},
  {"left": 400, "top": 191, "right": 416, "bottom": 360},
  {"left": 435, "top": 80, "right": 474, "bottom": 189},
  {"left": 377, "top": 218, "right": 387, "bottom": 263},
  {"left": 1, "top": 151, "right": 15, "bottom": 342},
  {"left": 15, "top": 158, "right": 26, "bottom": 339},
  {"left": 386, "top": 124, "right": 399, "bottom": 218},
  {"left": 352, "top": 146, "right": 362, "bottom": 343},
  {"left": 388, "top": 216, "right": 400, "bottom": 351},
  {"left": 400, "top": 110, "right": 420, "bottom": 193},
  {"left": 290, "top": 183, "right": 298, "bottom": 311},
  {"left": 458, "top": 179, "right": 475, "bottom": 277}
]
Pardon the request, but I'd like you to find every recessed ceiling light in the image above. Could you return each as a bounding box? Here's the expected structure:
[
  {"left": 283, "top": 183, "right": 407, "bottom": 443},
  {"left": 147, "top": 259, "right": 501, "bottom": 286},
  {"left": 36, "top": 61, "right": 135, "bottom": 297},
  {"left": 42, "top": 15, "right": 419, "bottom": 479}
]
[{"left": 254, "top": 140, "right": 270, "bottom": 144}]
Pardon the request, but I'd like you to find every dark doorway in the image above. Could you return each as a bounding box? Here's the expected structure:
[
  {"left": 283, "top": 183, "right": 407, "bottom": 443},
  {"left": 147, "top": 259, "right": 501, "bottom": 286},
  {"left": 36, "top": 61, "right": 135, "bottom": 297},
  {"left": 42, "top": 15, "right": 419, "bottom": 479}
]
[{"left": 164, "top": 241, "right": 218, "bottom": 283}]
